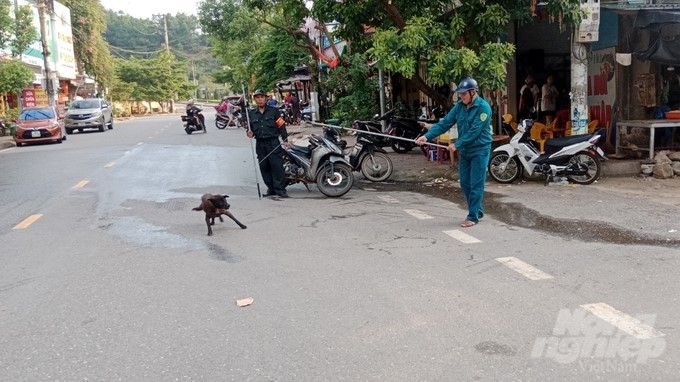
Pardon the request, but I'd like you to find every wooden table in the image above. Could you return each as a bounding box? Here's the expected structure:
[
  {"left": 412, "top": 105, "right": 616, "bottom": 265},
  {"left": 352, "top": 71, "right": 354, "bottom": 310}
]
[{"left": 616, "top": 119, "right": 680, "bottom": 160}]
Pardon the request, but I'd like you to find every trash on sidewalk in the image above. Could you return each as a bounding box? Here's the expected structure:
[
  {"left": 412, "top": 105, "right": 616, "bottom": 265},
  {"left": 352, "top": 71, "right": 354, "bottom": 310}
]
[{"left": 236, "top": 297, "right": 254, "bottom": 307}]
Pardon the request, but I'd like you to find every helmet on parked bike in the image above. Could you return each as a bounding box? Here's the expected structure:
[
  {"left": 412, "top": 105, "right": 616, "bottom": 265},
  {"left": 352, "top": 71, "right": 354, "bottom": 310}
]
[
  {"left": 456, "top": 77, "right": 479, "bottom": 93},
  {"left": 253, "top": 89, "right": 266, "bottom": 97}
]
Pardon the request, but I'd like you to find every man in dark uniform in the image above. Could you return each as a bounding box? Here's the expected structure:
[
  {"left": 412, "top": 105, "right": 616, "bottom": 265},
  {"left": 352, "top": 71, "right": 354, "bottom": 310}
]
[{"left": 246, "top": 89, "right": 290, "bottom": 198}]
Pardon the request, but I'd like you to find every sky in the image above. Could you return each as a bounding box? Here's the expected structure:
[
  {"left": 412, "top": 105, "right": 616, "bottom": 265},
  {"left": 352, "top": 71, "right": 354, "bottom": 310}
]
[{"left": 99, "top": 0, "right": 200, "bottom": 19}]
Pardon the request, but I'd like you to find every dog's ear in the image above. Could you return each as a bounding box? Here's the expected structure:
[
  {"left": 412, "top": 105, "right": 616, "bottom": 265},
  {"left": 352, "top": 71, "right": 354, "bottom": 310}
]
[{"left": 222, "top": 194, "right": 230, "bottom": 199}]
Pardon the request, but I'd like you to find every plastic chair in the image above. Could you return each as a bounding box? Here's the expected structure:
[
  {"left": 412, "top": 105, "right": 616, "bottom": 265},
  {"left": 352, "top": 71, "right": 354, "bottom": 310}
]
[
  {"left": 587, "top": 119, "right": 599, "bottom": 133},
  {"left": 529, "top": 121, "right": 552, "bottom": 151}
]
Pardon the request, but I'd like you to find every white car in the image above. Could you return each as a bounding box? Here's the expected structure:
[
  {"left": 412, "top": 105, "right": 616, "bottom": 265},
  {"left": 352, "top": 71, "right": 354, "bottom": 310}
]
[{"left": 64, "top": 98, "right": 114, "bottom": 134}]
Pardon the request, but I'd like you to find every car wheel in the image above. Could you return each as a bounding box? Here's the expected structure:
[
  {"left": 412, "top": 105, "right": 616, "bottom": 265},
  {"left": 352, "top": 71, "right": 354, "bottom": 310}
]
[
  {"left": 108, "top": 117, "right": 113, "bottom": 129},
  {"left": 56, "top": 138, "right": 63, "bottom": 143},
  {"left": 78, "top": 128, "right": 84, "bottom": 133},
  {"left": 99, "top": 118, "right": 106, "bottom": 132},
  {"left": 66, "top": 128, "right": 73, "bottom": 135},
  {"left": 15, "top": 142, "right": 22, "bottom": 147}
]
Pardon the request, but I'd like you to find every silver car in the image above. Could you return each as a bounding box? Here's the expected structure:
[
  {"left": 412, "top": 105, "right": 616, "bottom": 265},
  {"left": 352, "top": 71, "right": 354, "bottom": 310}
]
[{"left": 64, "top": 98, "right": 113, "bottom": 134}]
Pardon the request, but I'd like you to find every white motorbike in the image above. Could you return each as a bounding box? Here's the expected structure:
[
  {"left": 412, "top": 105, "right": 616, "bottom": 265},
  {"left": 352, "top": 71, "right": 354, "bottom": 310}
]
[{"left": 488, "top": 119, "right": 606, "bottom": 185}]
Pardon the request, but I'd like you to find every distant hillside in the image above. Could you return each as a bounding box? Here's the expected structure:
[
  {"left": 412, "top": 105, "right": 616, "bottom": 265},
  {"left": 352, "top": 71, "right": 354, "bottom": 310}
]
[{"left": 103, "top": 10, "right": 222, "bottom": 88}]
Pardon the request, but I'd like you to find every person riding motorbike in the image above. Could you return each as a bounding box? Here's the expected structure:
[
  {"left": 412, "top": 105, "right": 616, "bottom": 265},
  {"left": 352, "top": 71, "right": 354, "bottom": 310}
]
[{"left": 186, "top": 100, "right": 206, "bottom": 130}]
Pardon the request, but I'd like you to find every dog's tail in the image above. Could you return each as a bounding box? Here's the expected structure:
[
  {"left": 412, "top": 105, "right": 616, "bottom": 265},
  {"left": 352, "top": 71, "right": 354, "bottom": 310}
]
[{"left": 192, "top": 205, "right": 203, "bottom": 211}]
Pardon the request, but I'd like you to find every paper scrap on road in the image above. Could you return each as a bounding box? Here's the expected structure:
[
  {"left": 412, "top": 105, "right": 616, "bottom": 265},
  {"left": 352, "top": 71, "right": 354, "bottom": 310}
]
[{"left": 236, "top": 297, "right": 254, "bottom": 307}]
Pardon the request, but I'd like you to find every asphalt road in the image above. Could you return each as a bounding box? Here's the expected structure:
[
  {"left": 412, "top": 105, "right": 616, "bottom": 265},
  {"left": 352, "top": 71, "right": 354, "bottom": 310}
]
[{"left": 0, "top": 111, "right": 678, "bottom": 381}]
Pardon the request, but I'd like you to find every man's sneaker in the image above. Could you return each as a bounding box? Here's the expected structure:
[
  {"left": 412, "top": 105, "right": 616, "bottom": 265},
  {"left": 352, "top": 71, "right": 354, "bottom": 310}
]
[
  {"left": 277, "top": 192, "right": 289, "bottom": 198},
  {"left": 263, "top": 190, "right": 276, "bottom": 197}
]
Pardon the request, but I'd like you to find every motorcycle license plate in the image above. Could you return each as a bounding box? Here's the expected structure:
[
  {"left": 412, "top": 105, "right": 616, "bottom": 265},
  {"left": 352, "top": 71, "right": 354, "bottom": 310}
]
[{"left": 31, "top": 131, "right": 41, "bottom": 138}]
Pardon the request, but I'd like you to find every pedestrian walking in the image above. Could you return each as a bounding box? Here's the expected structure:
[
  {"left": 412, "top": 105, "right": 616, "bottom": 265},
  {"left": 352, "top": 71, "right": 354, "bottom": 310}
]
[
  {"left": 415, "top": 77, "right": 492, "bottom": 227},
  {"left": 246, "top": 89, "right": 290, "bottom": 198}
]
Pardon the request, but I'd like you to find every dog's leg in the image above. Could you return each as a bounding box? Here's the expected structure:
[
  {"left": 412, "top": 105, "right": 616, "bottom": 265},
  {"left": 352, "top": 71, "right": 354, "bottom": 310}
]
[
  {"left": 210, "top": 217, "right": 216, "bottom": 225},
  {"left": 219, "top": 216, "right": 224, "bottom": 222},
  {"left": 223, "top": 211, "right": 247, "bottom": 229},
  {"left": 205, "top": 216, "right": 213, "bottom": 236}
]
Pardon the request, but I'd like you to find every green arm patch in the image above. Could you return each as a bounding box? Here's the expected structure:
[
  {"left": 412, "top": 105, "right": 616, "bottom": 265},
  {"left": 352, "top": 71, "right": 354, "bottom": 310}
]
[{"left": 480, "top": 113, "right": 488, "bottom": 122}]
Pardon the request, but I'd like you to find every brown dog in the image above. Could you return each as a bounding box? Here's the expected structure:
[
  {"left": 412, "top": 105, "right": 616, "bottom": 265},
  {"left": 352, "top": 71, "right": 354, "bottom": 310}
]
[{"left": 192, "top": 193, "right": 247, "bottom": 236}]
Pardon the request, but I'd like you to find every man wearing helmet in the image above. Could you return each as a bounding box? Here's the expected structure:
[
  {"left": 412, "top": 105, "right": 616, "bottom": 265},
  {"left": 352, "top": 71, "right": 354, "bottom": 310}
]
[
  {"left": 415, "top": 77, "right": 492, "bottom": 227},
  {"left": 246, "top": 89, "right": 290, "bottom": 198}
]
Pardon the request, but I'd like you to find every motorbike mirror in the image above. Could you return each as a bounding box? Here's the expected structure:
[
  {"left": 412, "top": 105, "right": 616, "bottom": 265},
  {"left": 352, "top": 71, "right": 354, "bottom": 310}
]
[{"left": 373, "top": 113, "right": 380, "bottom": 120}]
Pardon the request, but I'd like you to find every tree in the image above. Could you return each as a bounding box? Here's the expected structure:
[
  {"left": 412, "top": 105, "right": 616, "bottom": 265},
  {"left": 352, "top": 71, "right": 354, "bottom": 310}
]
[
  {"left": 114, "top": 51, "right": 193, "bottom": 111},
  {"left": 0, "top": 0, "right": 38, "bottom": 57},
  {"left": 0, "top": 60, "right": 34, "bottom": 95},
  {"left": 59, "top": 0, "right": 114, "bottom": 88},
  {"left": 325, "top": 53, "right": 379, "bottom": 123},
  {"left": 248, "top": 29, "right": 310, "bottom": 91},
  {"left": 312, "top": 0, "right": 583, "bottom": 109}
]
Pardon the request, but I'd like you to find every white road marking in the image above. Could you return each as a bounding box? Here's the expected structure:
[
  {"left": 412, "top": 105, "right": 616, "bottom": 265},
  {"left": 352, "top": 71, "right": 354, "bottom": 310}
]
[
  {"left": 495, "top": 257, "right": 553, "bottom": 280},
  {"left": 443, "top": 230, "right": 481, "bottom": 244},
  {"left": 104, "top": 162, "right": 115, "bottom": 168},
  {"left": 137, "top": 142, "right": 143, "bottom": 146},
  {"left": 72, "top": 180, "right": 89, "bottom": 189},
  {"left": 377, "top": 195, "right": 400, "bottom": 204},
  {"left": 13, "top": 214, "right": 43, "bottom": 229},
  {"left": 404, "top": 209, "right": 434, "bottom": 220},
  {"left": 580, "top": 303, "right": 665, "bottom": 340},
  {"left": 363, "top": 187, "right": 377, "bottom": 191}
]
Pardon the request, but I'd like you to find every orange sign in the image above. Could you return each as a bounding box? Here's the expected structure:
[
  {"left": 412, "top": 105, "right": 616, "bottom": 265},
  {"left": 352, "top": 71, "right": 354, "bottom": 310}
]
[{"left": 34, "top": 90, "right": 48, "bottom": 106}]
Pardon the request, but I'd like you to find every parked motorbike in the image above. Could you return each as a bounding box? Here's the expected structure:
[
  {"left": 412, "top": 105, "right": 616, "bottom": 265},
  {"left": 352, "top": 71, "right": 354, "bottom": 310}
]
[
  {"left": 182, "top": 107, "right": 206, "bottom": 134},
  {"left": 488, "top": 119, "right": 606, "bottom": 185},
  {"left": 323, "top": 125, "right": 394, "bottom": 182},
  {"left": 378, "top": 109, "right": 429, "bottom": 154},
  {"left": 283, "top": 134, "right": 354, "bottom": 197}
]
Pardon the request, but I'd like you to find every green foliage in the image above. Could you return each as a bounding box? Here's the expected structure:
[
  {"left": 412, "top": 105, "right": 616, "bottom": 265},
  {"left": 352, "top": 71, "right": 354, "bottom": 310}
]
[
  {"left": 0, "top": 60, "right": 34, "bottom": 94},
  {"left": 249, "top": 30, "right": 309, "bottom": 90},
  {"left": 11, "top": 5, "right": 37, "bottom": 57},
  {"left": 0, "top": 0, "right": 37, "bottom": 57},
  {"left": 0, "top": 0, "right": 11, "bottom": 50},
  {"left": 59, "top": 0, "right": 114, "bottom": 87},
  {"left": 324, "top": 53, "right": 379, "bottom": 123},
  {"left": 113, "top": 51, "right": 193, "bottom": 102}
]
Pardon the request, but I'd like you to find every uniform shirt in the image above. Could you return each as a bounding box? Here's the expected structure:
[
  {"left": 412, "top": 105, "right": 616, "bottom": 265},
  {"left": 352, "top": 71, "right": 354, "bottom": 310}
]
[
  {"left": 424, "top": 95, "right": 492, "bottom": 153},
  {"left": 249, "top": 105, "right": 288, "bottom": 141}
]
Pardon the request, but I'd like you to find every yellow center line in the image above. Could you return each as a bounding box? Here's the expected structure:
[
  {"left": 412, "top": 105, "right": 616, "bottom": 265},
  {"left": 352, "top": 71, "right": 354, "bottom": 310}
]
[
  {"left": 105, "top": 162, "right": 115, "bottom": 168},
  {"left": 73, "top": 180, "right": 89, "bottom": 189},
  {"left": 13, "top": 214, "right": 43, "bottom": 230}
]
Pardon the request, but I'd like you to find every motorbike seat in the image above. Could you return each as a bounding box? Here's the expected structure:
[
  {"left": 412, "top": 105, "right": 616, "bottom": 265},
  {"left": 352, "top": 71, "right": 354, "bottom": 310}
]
[
  {"left": 291, "top": 143, "right": 311, "bottom": 154},
  {"left": 544, "top": 134, "right": 593, "bottom": 153}
]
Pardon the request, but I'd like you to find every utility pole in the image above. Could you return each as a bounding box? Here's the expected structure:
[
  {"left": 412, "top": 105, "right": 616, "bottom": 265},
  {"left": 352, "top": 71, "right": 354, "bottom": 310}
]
[
  {"left": 37, "top": 0, "right": 55, "bottom": 106},
  {"left": 164, "top": 14, "right": 170, "bottom": 51}
]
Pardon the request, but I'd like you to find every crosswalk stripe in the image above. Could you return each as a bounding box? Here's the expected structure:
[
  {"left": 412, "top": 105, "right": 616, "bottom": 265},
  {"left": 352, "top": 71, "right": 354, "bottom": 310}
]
[
  {"left": 377, "top": 195, "right": 400, "bottom": 204},
  {"left": 13, "top": 214, "right": 43, "bottom": 230},
  {"left": 495, "top": 257, "right": 554, "bottom": 280},
  {"left": 104, "top": 161, "right": 115, "bottom": 168},
  {"left": 580, "top": 303, "right": 665, "bottom": 340},
  {"left": 404, "top": 209, "right": 434, "bottom": 220},
  {"left": 443, "top": 229, "right": 481, "bottom": 244}
]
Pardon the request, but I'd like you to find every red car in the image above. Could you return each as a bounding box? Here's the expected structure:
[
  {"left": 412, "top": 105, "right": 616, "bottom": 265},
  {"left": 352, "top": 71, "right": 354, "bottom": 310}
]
[{"left": 14, "top": 106, "right": 66, "bottom": 146}]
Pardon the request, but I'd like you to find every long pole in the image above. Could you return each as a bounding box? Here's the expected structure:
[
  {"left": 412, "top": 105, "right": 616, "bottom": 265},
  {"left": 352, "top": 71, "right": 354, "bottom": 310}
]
[
  {"left": 242, "top": 84, "right": 262, "bottom": 198},
  {"left": 308, "top": 121, "right": 451, "bottom": 149}
]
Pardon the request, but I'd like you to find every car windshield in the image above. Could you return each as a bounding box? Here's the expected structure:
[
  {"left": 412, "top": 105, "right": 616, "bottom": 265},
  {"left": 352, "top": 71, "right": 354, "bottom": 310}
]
[
  {"left": 19, "top": 108, "right": 55, "bottom": 120},
  {"left": 70, "top": 100, "right": 100, "bottom": 109}
]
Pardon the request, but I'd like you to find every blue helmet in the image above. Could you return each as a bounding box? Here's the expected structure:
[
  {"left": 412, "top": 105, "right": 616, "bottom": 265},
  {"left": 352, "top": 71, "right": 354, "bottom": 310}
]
[{"left": 456, "top": 77, "right": 479, "bottom": 93}]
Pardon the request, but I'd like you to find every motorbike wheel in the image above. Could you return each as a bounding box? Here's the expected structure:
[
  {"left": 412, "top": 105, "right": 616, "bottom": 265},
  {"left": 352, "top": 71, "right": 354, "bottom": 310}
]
[
  {"left": 216, "top": 120, "right": 227, "bottom": 129},
  {"left": 185, "top": 127, "right": 192, "bottom": 135},
  {"left": 316, "top": 162, "right": 354, "bottom": 197},
  {"left": 566, "top": 151, "right": 601, "bottom": 185},
  {"left": 488, "top": 152, "right": 522, "bottom": 183},
  {"left": 360, "top": 152, "right": 393, "bottom": 182}
]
